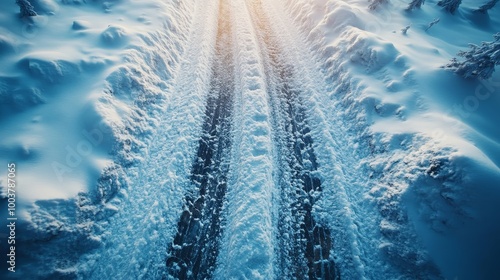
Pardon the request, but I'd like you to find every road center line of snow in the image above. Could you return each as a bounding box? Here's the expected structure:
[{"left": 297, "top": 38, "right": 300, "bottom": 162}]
[{"left": 214, "top": 0, "right": 276, "bottom": 279}]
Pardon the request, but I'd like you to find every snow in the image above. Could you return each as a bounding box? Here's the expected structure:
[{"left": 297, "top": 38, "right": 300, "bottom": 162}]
[
  {"left": 0, "top": 0, "right": 499, "bottom": 279},
  {"left": 80, "top": 1, "right": 220, "bottom": 278},
  {"left": 0, "top": 0, "right": 168, "bottom": 205},
  {"left": 1, "top": 0, "right": 203, "bottom": 278},
  {"left": 282, "top": 0, "right": 500, "bottom": 278},
  {"left": 214, "top": 1, "right": 275, "bottom": 278}
]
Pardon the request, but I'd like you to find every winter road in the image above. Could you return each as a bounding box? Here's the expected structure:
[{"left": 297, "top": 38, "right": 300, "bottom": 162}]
[{"left": 166, "top": 0, "right": 339, "bottom": 279}]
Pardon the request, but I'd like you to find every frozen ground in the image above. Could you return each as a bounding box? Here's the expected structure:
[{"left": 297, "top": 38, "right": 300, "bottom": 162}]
[{"left": 0, "top": 0, "right": 499, "bottom": 279}]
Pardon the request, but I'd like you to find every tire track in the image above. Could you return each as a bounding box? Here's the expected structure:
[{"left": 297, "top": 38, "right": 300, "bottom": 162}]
[
  {"left": 247, "top": 2, "right": 340, "bottom": 279},
  {"left": 165, "top": 1, "right": 234, "bottom": 278}
]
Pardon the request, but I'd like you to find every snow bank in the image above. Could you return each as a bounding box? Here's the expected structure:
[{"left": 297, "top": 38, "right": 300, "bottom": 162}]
[
  {"left": 100, "top": 25, "right": 129, "bottom": 47},
  {"left": 81, "top": 0, "right": 224, "bottom": 278},
  {"left": 0, "top": 0, "right": 205, "bottom": 278},
  {"left": 280, "top": 0, "right": 500, "bottom": 278}
]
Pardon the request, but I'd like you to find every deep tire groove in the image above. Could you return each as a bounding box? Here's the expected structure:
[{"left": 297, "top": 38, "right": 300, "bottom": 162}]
[
  {"left": 165, "top": 1, "right": 234, "bottom": 279},
  {"left": 248, "top": 2, "right": 340, "bottom": 279}
]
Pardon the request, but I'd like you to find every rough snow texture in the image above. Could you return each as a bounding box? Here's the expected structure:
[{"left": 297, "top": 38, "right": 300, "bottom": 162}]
[
  {"left": 437, "top": 0, "right": 462, "bottom": 14},
  {"left": 406, "top": 0, "right": 426, "bottom": 11},
  {"left": 214, "top": 0, "right": 275, "bottom": 278},
  {"left": 1, "top": 0, "right": 205, "bottom": 278},
  {"left": 281, "top": 0, "right": 500, "bottom": 279}
]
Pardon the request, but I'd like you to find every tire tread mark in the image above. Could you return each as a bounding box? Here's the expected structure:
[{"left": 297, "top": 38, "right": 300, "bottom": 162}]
[
  {"left": 247, "top": 2, "right": 341, "bottom": 279},
  {"left": 165, "top": 1, "right": 235, "bottom": 279}
]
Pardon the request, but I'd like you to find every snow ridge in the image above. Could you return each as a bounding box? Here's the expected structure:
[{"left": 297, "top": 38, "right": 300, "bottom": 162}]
[{"left": 214, "top": 0, "right": 276, "bottom": 278}]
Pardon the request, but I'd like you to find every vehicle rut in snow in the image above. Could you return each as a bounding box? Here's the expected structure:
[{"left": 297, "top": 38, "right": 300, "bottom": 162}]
[
  {"left": 165, "top": 1, "right": 234, "bottom": 279},
  {"left": 248, "top": 2, "right": 340, "bottom": 279}
]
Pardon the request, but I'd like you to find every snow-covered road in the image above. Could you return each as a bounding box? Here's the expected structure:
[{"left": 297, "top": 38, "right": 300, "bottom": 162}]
[
  {"left": 247, "top": 1, "right": 339, "bottom": 278},
  {"left": 4, "top": 0, "right": 499, "bottom": 279},
  {"left": 125, "top": 0, "right": 346, "bottom": 278},
  {"left": 167, "top": 0, "right": 342, "bottom": 278}
]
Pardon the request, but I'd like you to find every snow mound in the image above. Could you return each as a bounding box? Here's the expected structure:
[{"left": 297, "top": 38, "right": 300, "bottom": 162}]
[
  {"left": 32, "top": 0, "right": 59, "bottom": 15},
  {"left": 0, "top": 34, "right": 17, "bottom": 55},
  {"left": 72, "top": 20, "right": 89, "bottom": 30},
  {"left": 18, "top": 55, "right": 81, "bottom": 83},
  {"left": 344, "top": 28, "right": 398, "bottom": 72},
  {"left": 100, "top": 25, "right": 129, "bottom": 47}
]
